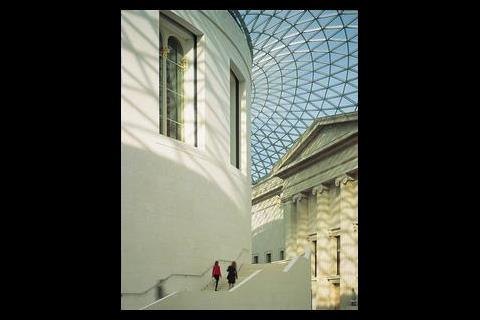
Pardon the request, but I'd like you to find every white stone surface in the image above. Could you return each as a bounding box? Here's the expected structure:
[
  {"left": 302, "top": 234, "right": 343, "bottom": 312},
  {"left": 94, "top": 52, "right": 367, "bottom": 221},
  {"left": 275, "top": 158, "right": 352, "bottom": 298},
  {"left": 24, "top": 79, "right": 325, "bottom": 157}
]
[
  {"left": 145, "top": 257, "right": 311, "bottom": 310},
  {"left": 121, "top": 10, "right": 252, "bottom": 309},
  {"left": 252, "top": 195, "right": 284, "bottom": 263}
]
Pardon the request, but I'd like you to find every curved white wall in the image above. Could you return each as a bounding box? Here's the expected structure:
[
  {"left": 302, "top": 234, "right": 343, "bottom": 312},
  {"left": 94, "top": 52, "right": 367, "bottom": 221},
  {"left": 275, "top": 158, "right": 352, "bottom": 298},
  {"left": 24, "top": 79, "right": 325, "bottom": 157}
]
[{"left": 121, "top": 10, "right": 252, "bottom": 309}]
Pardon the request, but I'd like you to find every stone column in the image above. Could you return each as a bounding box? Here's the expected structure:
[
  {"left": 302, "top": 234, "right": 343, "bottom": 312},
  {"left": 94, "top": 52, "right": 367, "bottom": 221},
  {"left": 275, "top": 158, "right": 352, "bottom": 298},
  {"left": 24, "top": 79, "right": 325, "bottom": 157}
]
[
  {"left": 336, "top": 174, "right": 358, "bottom": 309},
  {"left": 293, "top": 192, "right": 308, "bottom": 256},
  {"left": 282, "top": 197, "right": 296, "bottom": 259},
  {"left": 312, "top": 184, "right": 330, "bottom": 310}
]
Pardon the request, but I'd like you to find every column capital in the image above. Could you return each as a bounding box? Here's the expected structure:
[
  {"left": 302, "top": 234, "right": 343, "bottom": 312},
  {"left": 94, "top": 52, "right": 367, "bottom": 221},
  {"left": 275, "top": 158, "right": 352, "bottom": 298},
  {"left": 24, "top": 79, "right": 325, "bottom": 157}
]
[
  {"left": 180, "top": 57, "right": 188, "bottom": 70},
  {"left": 335, "top": 173, "right": 355, "bottom": 187},
  {"left": 292, "top": 192, "right": 307, "bottom": 204},
  {"left": 312, "top": 184, "right": 329, "bottom": 196},
  {"left": 160, "top": 47, "right": 170, "bottom": 58}
]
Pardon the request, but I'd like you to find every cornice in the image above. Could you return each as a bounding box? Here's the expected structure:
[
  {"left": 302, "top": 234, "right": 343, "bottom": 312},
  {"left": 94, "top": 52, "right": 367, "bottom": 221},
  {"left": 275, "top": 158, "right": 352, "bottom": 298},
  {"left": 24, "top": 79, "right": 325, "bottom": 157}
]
[
  {"left": 276, "top": 132, "right": 357, "bottom": 179},
  {"left": 270, "top": 112, "right": 357, "bottom": 177}
]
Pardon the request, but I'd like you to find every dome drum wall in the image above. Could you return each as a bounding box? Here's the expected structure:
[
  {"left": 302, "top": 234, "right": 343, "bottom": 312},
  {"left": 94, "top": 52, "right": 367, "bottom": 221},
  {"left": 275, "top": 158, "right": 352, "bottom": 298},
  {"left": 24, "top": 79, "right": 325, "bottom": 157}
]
[{"left": 121, "top": 10, "right": 252, "bottom": 309}]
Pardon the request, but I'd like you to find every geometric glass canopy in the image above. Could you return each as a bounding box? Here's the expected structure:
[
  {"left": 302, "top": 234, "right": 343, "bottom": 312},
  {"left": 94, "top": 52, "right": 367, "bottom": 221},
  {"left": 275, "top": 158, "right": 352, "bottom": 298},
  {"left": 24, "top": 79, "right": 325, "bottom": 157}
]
[{"left": 237, "top": 10, "right": 358, "bottom": 184}]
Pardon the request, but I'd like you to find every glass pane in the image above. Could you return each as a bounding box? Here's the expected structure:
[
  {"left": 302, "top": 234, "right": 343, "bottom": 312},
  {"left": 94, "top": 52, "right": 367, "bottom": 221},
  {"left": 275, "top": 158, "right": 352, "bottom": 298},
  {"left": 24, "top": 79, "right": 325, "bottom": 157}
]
[
  {"left": 164, "top": 36, "right": 185, "bottom": 142},
  {"left": 167, "top": 91, "right": 177, "bottom": 123},
  {"left": 166, "top": 62, "right": 184, "bottom": 141},
  {"left": 168, "top": 37, "right": 183, "bottom": 64},
  {"left": 166, "top": 120, "right": 183, "bottom": 141},
  {"left": 166, "top": 60, "right": 177, "bottom": 92},
  {"left": 159, "top": 45, "right": 163, "bottom": 134},
  {"left": 167, "top": 119, "right": 177, "bottom": 140},
  {"left": 167, "top": 92, "right": 175, "bottom": 121},
  {"left": 168, "top": 44, "right": 176, "bottom": 63}
]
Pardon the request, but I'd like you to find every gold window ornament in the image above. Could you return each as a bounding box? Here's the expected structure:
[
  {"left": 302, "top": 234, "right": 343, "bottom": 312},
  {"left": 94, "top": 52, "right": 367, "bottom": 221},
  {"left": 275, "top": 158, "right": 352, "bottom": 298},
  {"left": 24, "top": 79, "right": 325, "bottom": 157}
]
[
  {"left": 160, "top": 47, "right": 169, "bottom": 58},
  {"left": 180, "top": 57, "right": 188, "bottom": 70}
]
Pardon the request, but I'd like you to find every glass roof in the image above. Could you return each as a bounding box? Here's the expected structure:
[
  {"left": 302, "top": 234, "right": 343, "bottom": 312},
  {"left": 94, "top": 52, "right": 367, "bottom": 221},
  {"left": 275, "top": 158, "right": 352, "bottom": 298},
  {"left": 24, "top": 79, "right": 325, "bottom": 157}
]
[{"left": 237, "top": 10, "right": 358, "bottom": 184}]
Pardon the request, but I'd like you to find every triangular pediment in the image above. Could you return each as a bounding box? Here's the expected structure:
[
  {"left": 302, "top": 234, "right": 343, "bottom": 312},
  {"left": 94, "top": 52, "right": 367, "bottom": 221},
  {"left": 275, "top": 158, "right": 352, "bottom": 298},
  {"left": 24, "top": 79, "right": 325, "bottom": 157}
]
[{"left": 271, "top": 112, "right": 357, "bottom": 175}]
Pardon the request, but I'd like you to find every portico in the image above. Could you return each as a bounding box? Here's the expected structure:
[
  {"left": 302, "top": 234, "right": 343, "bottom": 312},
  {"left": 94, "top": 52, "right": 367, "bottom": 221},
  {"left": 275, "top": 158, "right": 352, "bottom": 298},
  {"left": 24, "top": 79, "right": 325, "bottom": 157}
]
[{"left": 252, "top": 112, "right": 358, "bottom": 310}]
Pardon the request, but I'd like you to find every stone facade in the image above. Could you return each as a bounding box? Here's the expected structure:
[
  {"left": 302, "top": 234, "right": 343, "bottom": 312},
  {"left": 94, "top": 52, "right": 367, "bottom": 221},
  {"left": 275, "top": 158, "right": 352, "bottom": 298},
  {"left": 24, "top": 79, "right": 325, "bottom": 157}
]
[{"left": 251, "top": 112, "right": 358, "bottom": 310}]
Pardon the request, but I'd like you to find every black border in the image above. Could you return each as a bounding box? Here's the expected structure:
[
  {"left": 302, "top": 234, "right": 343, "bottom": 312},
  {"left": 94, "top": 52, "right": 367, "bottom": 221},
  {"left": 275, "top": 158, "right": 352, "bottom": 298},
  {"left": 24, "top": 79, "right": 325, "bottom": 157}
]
[{"left": 22, "top": 0, "right": 434, "bottom": 316}]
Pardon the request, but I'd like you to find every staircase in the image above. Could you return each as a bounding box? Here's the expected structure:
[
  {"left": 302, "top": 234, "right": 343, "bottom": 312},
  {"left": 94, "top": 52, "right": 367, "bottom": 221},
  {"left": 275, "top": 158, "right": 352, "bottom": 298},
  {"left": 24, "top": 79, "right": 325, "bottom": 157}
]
[
  {"left": 201, "top": 262, "right": 271, "bottom": 292},
  {"left": 143, "top": 255, "right": 311, "bottom": 310}
]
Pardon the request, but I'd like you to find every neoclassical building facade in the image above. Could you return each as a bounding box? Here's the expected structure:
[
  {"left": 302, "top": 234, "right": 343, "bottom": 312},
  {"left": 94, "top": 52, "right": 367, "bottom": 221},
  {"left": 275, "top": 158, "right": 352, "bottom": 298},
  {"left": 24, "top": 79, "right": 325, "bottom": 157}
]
[{"left": 251, "top": 112, "right": 358, "bottom": 310}]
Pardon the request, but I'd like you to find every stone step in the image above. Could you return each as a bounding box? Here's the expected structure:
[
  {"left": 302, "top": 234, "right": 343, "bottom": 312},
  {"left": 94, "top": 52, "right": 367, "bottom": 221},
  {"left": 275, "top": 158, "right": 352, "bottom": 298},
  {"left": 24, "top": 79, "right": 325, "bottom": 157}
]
[
  {"left": 200, "top": 262, "right": 288, "bottom": 292},
  {"left": 202, "top": 275, "right": 250, "bottom": 291}
]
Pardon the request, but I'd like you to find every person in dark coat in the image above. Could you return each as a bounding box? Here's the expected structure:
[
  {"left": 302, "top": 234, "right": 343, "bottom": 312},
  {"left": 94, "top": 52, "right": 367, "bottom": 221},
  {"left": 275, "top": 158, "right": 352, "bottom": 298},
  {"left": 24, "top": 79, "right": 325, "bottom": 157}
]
[
  {"left": 212, "top": 261, "right": 221, "bottom": 291},
  {"left": 227, "top": 261, "right": 238, "bottom": 289}
]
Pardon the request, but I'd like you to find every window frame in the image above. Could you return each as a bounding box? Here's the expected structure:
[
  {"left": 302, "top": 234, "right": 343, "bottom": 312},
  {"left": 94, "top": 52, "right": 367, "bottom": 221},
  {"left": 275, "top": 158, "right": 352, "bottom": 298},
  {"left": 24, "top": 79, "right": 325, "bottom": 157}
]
[
  {"left": 230, "top": 70, "right": 240, "bottom": 169},
  {"left": 164, "top": 36, "right": 184, "bottom": 141},
  {"left": 159, "top": 12, "right": 197, "bottom": 146},
  {"left": 329, "top": 228, "right": 341, "bottom": 276}
]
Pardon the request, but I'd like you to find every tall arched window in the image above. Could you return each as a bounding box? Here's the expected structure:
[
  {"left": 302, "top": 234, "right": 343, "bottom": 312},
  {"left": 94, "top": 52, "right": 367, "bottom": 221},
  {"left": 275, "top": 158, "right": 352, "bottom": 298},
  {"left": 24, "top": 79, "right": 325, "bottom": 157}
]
[
  {"left": 159, "top": 12, "right": 196, "bottom": 145},
  {"left": 160, "top": 35, "right": 184, "bottom": 142}
]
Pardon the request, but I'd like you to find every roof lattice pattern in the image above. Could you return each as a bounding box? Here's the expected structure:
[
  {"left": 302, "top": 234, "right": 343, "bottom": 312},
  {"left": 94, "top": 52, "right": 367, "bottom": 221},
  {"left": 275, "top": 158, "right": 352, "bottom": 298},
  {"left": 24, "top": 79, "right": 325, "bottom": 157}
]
[{"left": 237, "top": 10, "right": 358, "bottom": 184}]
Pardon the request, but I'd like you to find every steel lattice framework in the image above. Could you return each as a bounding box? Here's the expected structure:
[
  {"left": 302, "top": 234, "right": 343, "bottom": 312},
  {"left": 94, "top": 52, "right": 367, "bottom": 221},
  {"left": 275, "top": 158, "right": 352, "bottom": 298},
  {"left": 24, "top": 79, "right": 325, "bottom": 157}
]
[{"left": 237, "top": 10, "right": 358, "bottom": 184}]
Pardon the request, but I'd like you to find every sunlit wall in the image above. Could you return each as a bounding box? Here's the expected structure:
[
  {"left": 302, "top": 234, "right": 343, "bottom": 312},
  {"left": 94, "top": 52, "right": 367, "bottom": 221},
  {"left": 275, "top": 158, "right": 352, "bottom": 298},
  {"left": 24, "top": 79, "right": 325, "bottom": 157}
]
[
  {"left": 250, "top": 114, "right": 358, "bottom": 310},
  {"left": 121, "top": 10, "right": 252, "bottom": 309}
]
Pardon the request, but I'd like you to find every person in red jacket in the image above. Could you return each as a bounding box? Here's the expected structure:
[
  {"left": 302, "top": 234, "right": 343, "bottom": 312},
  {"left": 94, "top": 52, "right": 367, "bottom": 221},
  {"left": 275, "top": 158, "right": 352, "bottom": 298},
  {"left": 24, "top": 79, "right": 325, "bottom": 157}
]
[{"left": 212, "top": 261, "right": 222, "bottom": 291}]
